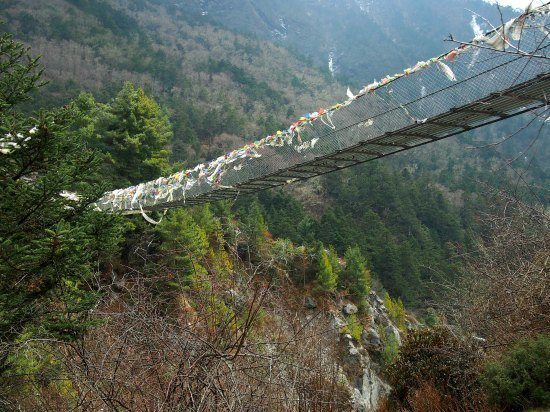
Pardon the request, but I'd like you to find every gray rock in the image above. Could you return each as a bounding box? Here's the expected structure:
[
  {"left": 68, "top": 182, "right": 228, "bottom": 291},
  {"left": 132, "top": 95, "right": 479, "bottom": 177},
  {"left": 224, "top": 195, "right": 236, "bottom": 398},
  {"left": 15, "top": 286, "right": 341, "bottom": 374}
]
[
  {"left": 342, "top": 337, "right": 362, "bottom": 365},
  {"left": 362, "top": 327, "right": 382, "bottom": 349},
  {"left": 304, "top": 296, "right": 317, "bottom": 309},
  {"left": 373, "top": 309, "right": 390, "bottom": 327},
  {"left": 350, "top": 349, "right": 391, "bottom": 412},
  {"left": 353, "top": 388, "right": 366, "bottom": 412},
  {"left": 343, "top": 303, "right": 358, "bottom": 315},
  {"left": 472, "top": 335, "right": 487, "bottom": 344},
  {"left": 362, "top": 301, "right": 372, "bottom": 315},
  {"left": 369, "top": 291, "right": 384, "bottom": 307},
  {"left": 358, "top": 362, "right": 391, "bottom": 411},
  {"left": 385, "top": 325, "right": 402, "bottom": 346},
  {"left": 332, "top": 314, "right": 347, "bottom": 330}
]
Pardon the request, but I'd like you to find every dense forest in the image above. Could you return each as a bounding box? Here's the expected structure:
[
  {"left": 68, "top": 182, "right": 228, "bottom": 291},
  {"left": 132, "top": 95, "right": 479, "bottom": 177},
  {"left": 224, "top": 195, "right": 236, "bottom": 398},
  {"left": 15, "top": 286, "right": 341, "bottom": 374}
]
[{"left": 0, "top": 0, "right": 548, "bottom": 410}]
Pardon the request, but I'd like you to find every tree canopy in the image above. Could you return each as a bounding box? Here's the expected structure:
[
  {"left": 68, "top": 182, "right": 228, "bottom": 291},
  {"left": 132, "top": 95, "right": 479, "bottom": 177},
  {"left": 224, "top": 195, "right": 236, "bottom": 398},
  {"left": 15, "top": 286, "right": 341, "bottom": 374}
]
[
  {"left": 78, "top": 83, "right": 172, "bottom": 188},
  {"left": 0, "top": 32, "right": 122, "bottom": 373}
]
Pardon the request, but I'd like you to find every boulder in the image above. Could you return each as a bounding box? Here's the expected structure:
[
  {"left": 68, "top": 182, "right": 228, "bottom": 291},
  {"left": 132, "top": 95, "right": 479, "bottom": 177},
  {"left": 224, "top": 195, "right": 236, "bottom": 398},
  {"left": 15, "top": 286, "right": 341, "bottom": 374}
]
[
  {"left": 332, "top": 314, "right": 347, "bottom": 330},
  {"left": 357, "top": 362, "right": 391, "bottom": 411},
  {"left": 472, "top": 335, "right": 487, "bottom": 345},
  {"left": 352, "top": 388, "right": 366, "bottom": 412},
  {"left": 343, "top": 303, "right": 358, "bottom": 315},
  {"left": 341, "top": 334, "right": 362, "bottom": 365},
  {"left": 362, "top": 300, "right": 372, "bottom": 314},
  {"left": 349, "top": 345, "right": 360, "bottom": 357}
]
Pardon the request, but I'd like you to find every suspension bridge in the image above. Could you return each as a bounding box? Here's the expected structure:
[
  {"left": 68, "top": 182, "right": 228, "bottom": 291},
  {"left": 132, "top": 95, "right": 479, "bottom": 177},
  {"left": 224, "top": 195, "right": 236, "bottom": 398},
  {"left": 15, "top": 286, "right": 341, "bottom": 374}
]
[{"left": 94, "top": 4, "right": 550, "bottom": 215}]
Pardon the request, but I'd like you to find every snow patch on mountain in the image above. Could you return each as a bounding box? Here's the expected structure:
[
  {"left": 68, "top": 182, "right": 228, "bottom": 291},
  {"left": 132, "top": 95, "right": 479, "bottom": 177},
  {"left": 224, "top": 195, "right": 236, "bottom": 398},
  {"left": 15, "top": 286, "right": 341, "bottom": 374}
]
[
  {"left": 272, "top": 17, "right": 288, "bottom": 39},
  {"left": 354, "top": 0, "right": 373, "bottom": 14},
  {"left": 328, "top": 50, "right": 338, "bottom": 76}
]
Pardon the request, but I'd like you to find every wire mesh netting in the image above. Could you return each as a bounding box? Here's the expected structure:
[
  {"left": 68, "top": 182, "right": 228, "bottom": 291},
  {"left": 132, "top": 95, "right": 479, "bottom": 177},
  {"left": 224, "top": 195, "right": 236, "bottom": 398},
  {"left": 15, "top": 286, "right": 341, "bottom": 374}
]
[{"left": 94, "top": 5, "right": 550, "bottom": 214}]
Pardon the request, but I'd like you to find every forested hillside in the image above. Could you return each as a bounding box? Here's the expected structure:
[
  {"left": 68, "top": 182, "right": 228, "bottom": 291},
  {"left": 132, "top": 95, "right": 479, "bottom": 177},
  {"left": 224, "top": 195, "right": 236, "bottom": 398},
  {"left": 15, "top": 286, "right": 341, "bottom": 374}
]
[
  {"left": 1, "top": 1, "right": 548, "bottom": 409},
  {"left": 2, "top": 0, "right": 547, "bottom": 308},
  {"left": 178, "top": 0, "right": 513, "bottom": 82},
  {"left": 0, "top": 0, "right": 475, "bottom": 307},
  {"left": 1, "top": 0, "right": 341, "bottom": 162},
  {"left": 177, "top": 0, "right": 548, "bottom": 204}
]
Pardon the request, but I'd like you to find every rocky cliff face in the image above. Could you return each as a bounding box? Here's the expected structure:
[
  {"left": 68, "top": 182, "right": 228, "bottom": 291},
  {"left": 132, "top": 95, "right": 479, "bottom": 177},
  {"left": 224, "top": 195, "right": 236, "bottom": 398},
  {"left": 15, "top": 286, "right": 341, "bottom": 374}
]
[{"left": 314, "top": 291, "right": 410, "bottom": 411}]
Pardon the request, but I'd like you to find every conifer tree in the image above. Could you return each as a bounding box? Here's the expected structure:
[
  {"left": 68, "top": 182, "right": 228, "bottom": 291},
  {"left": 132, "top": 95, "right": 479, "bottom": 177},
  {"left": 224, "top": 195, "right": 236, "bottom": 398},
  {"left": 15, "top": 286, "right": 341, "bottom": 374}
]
[
  {"left": 327, "top": 245, "right": 342, "bottom": 285},
  {"left": 156, "top": 208, "right": 209, "bottom": 283},
  {"left": 0, "top": 32, "right": 122, "bottom": 372},
  {"left": 316, "top": 249, "right": 337, "bottom": 293},
  {"left": 237, "top": 199, "right": 268, "bottom": 252},
  {"left": 384, "top": 292, "right": 406, "bottom": 331},
  {"left": 83, "top": 82, "right": 172, "bottom": 187},
  {"left": 343, "top": 246, "right": 371, "bottom": 300}
]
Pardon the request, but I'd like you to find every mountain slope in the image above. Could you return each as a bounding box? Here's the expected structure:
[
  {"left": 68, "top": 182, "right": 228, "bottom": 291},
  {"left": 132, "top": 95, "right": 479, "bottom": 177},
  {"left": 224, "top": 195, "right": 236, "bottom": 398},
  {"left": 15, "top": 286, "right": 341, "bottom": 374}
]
[
  {"left": 177, "top": 0, "right": 515, "bottom": 83},
  {"left": 1, "top": 0, "right": 546, "bottom": 307},
  {"left": 1, "top": 0, "right": 342, "bottom": 161},
  {"left": 175, "top": 0, "right": 547, "bottom": 199}
]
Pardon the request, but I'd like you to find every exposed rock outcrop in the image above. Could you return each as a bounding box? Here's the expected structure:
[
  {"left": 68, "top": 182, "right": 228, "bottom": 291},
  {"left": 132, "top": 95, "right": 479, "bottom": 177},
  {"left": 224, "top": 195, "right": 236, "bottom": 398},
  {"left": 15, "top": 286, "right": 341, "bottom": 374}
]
[
  {"left": 343, "top": 302, "right": 358, "bottom": 315},
  {"left": 333, "top": 290, "right": 409, "bottom": 411},
  {"left": 362, "top": 327, "right": 382, "bottom": 350}
]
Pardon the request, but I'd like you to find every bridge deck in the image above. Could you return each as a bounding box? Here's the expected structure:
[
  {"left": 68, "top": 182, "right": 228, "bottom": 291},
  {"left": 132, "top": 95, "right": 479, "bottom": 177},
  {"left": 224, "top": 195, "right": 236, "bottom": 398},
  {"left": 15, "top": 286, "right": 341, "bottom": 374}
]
[{"left": 178, "top": 74, "right": 550, "bottom": 207}]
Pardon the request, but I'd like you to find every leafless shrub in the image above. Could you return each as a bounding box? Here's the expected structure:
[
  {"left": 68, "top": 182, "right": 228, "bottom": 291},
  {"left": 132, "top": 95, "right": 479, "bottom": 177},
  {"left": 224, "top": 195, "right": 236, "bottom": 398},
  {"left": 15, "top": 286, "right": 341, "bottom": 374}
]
[
  {"left": 446, "top": 189, "right": 549, "bottom": 352},
  {"left": 5, "top": 236, "right": 351, "bottom": 411}
]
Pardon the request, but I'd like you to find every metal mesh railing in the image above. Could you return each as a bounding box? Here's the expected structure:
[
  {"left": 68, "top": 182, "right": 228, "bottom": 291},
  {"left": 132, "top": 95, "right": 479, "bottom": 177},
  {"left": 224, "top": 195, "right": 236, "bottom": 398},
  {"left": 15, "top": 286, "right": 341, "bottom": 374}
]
[{"left": 94, "top": 5, "right": 550, "bottom": 214}]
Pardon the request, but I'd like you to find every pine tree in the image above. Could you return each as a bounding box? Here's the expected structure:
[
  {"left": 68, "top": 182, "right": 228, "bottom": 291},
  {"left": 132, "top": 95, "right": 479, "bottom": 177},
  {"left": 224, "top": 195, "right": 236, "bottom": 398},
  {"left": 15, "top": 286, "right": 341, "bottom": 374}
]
[
  {"left": 0, "top": 32, "right": 122, "bottom": 372},
  {"left": 326, "top": 245, "right": 342, "bottom": 286},
  {"left": 316, "top": 249, "right": 337, "bottom": 293},
  {"left": 86, "top": 82, "right": 172, "bottom": 187},
  {"left": 384, "top": 292, "right": 406, "bottom": 331},
  {"left": 156, "top": 208, "right": 209, "bottom": 285},
  {"left": 192, "top": 204, "right": 223, "bottom": 241},
  {"left": 343, "top": 246, "right": 371, "bottom": 300},
  {"left": 237, "top": 199, "right": 268, "bottom": 254}
]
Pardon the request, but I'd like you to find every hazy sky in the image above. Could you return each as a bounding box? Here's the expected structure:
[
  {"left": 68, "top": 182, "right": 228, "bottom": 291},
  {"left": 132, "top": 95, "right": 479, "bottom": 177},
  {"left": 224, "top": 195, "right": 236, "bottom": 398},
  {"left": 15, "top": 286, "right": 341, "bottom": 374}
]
[{"left": 481, "top": 0, "right": 547, "bottom": 11}]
